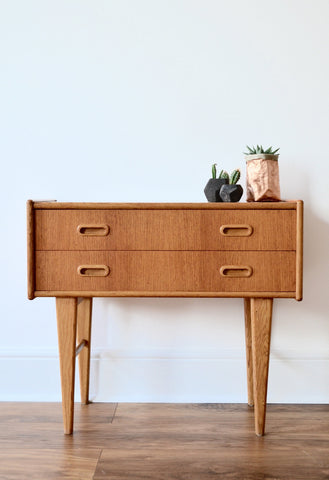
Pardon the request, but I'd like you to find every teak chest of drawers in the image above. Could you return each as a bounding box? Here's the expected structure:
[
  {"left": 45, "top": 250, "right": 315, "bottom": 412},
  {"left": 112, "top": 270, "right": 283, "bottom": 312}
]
[{"left": 27, "top": 200, "right": 303, "bottom": 436}]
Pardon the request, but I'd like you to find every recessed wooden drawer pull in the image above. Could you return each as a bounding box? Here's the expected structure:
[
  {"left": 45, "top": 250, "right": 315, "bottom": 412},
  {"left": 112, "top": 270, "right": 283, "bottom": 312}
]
[
  {"left": 219, "top": 225, "right": 253, "bottom": 237},
  {"left": 77, "top": 265, "right": 110, "bottom": 277},
  {"left": 77, "top": 224, "right": 110, "bottom": 236},
  {"left": 220, "top": 265, "right": 253, "bottom": 278}
]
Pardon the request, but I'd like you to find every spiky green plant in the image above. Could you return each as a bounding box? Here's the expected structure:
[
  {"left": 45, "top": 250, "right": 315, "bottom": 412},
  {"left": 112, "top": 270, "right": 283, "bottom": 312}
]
[
  {"left": 211, "top": 163, "right": 217, "bottom": 179},
  {"left": 229, "top": 169, "right": 240, "bottom": 185},
  {"left": 210, "top": 165, "right": 241, "bottom": 184},
  {"left": 211, "top": 164, "right": 228, "bottom": 180},
  {"left": 219, "top": 170, "right": 229, "bottom": 180},
  {"left": 244, "top": 145, "right": 280, "bottom": 155}
]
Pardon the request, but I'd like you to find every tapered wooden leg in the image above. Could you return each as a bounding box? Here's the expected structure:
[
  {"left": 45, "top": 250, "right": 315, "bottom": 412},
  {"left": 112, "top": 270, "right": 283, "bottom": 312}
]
[
  {"left": 77, "top": 297, "right": 93, "bottom": 405},
  {"left": 56, "top": 297, "right": 77, "bottom": 435},
  {"left": 244, "top": 298, "right": 254, "bottom": 407},
  {"left": 251, "top": 298, "right": 273, "bottom": 436}
]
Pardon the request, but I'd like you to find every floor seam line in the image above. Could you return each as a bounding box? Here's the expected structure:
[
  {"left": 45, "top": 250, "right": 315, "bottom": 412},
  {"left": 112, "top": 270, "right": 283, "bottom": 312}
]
[{"left": 92, "top": 448, "right": 103, "bottom": 480}]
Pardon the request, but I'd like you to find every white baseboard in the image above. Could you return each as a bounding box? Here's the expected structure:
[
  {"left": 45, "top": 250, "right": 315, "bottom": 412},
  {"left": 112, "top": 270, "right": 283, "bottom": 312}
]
[{"left": 1, "top": 348, "right": 329, "bottom": 403}]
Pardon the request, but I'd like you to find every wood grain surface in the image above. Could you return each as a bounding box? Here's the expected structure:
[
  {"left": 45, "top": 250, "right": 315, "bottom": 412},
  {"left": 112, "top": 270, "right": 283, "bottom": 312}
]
[
  {"left": 296, "top": 200, "right": 304, "bottom": 300},
  {"left": 32, "top": 201, "right": 300, "bottom": 210},
  {"left": 35, "top": 250, "right": 296, "bottom": 294},
  {"left": 251, "top": 298, "right": 273, "bottom": 436},
  {"left": 26, "top": 200, "right": 35, "bottom": 300},
  {"left": 29, "top": 201, "right": 302, "bottom": 300},
  {"left": 56, "top": 298, "right": 78, "bottom": 434},
  {"left": 77, "top": 298, "right": 93, "bottom": 405},
  {"left": 1, "top": 402, "right": 329, "bottom": 479},
  {"left": 34, "top": 208, "right": 296, "bottom": 251},
  {"left": 244, "top": 298, "right": 254, "bottom": 407}
]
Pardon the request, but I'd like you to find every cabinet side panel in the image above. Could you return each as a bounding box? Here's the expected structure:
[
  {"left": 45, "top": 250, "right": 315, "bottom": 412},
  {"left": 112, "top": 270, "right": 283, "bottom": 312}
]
[
  {"left": 296, "top": 200, "right": 303, "bottom": 300},
  {"left": 27, "top": 200, "right": 35, "bottom": 299}
]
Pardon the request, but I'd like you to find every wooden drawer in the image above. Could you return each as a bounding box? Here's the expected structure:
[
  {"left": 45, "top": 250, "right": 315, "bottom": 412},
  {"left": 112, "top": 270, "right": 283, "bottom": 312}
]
[
  {"left": 35, "top": 209, "right": 296, "bottom": 251},
  {"left": 35, "top": 251, "right": 296, "bottom": 295}
]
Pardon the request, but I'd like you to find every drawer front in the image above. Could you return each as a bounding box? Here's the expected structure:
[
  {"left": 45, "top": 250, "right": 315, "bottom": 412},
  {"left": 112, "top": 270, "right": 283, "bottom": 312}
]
[
  {"left": 35, "top": 251, "right": 296, "bottom": 294},
  {"left": 35, "top": 209, "right": 296, "bottom": 251}
]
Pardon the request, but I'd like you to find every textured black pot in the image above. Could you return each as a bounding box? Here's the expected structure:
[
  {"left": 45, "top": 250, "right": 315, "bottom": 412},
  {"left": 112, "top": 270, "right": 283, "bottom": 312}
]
[
  {"left": 219, "top": 184, "right": 243, "bottom": 202},
  {"left": 204, "top": 178, "right": 228, "bottom": 202}
]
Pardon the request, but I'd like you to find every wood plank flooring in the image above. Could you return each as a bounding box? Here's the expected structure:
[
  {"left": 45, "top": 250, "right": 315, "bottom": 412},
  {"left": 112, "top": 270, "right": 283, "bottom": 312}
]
[{"left": 0, "top": 403, "right": 328, "bottom": 479}]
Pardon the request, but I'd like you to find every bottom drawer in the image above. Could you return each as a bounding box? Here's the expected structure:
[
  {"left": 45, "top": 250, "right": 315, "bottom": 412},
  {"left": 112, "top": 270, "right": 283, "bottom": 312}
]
[{"left": 35, "top": 251, "right": 296, "bottom": 295}]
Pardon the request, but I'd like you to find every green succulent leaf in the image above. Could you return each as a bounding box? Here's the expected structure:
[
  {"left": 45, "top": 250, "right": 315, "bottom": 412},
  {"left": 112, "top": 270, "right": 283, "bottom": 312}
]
[
  {"left": 244, "top": 144, "right": 280, "bottom": 156},
  {"left": 219, "top": 170, "right": 229, "bottom": 180},
  {"left": 212, "top": 163, "right": 217, "bottom": 179},
  {"left": 230, "top": 169, "right": 241, "bottom": 185}
]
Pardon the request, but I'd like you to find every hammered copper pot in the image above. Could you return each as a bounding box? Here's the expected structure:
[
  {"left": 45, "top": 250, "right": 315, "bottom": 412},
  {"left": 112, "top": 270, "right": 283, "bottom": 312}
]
[{"left": 245, "top": 154, "right": 281, "bottom": 202}]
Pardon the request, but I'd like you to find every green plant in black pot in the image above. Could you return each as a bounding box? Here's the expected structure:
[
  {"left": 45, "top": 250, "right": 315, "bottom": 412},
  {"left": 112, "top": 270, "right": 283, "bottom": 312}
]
[
  {"left": 204, "top": 164, "right": 229, "bottom": 202},
  {"left": 219, "top": 169, "right": 243, "bottom": 202}
]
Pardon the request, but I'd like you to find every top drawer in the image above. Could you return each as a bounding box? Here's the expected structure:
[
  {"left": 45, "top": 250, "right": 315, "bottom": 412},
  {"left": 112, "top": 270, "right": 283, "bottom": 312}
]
[{"left": 35, "top": 209, "right": 296, "bottom": 251}]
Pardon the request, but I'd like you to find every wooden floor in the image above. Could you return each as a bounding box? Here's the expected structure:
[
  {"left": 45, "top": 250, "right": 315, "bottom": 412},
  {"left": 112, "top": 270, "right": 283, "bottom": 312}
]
[{"left": 0, "top": 403, "right": 329, "bottom": 479}]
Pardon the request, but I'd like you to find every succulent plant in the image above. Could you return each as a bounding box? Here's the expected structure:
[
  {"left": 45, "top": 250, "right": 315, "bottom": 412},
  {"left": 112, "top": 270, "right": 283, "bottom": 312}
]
[
  {"left": 211, "top": 163, "right": 217, "bottom": 179},
  {"left": 229, "top": 169, "right": 240, "bottom": 185},
  {"left": 206, "top": 165, "right": 242, "bottom": 202},
  {"left": 210, "top": 165, "right": 240, "bottom": 184},
  {"left": 244, "top": 145, "right": 280, "bottom": 155},
  {"left": 211, "top": 164, "right": 229, "bottom": 180},
  {"left": 219, "top": 170, "right": 229, "bottom": 180}
]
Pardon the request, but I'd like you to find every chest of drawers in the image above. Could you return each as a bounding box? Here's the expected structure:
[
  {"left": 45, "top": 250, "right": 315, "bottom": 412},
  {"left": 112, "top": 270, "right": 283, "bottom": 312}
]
[{"left": 27, "top": 200, "right": 303, "bottom": 436}]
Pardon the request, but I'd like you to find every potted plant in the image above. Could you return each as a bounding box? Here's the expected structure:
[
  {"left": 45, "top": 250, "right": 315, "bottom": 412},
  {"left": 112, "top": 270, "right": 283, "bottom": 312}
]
[
  {"left": 244, "top": 145, "right": 281, "bottom": 201},
  {"left": 204, "top": 164, "right": 228, "bottom": 202},
  {"left": 219, "top": 169, "right": 243, "bottom": 202},
  {"left": 204, "top": 165, "right": 243, "bottom": 202}
]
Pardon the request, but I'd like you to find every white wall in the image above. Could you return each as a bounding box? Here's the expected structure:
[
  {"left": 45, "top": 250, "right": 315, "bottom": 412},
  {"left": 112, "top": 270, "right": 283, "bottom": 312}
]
[{"left": 1, "top": 0, "right": 329, "bottom": 403}]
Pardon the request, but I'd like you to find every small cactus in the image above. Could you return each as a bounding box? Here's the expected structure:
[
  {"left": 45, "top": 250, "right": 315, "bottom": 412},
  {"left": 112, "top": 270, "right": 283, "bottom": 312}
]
[
  {"left": 212, "top": 163, "right": 217, "bottom": 179},
  {"left": 209, "top": 165, "right": 240, "bottom": 185},
  {"left": 229, "top": 169, "right": 240, "bottom": 185},
  {"left": 219, "top": 170, "right": 229, "bottom": 180}
]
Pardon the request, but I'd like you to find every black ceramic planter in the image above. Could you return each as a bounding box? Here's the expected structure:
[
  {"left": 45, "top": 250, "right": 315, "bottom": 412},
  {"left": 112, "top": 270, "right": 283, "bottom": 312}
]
[
  {"left": 204, "top": 178, "right": 228, "bottom": 202},
  {"left": 220, "top": 184, "right": 243, "bottom": 202}
]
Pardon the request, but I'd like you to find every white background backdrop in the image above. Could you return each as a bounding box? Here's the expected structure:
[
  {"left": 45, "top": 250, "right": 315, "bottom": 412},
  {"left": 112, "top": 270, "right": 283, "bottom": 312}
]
[{"left": 1, "top": 0, "right": 329, "bottom": 403}]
